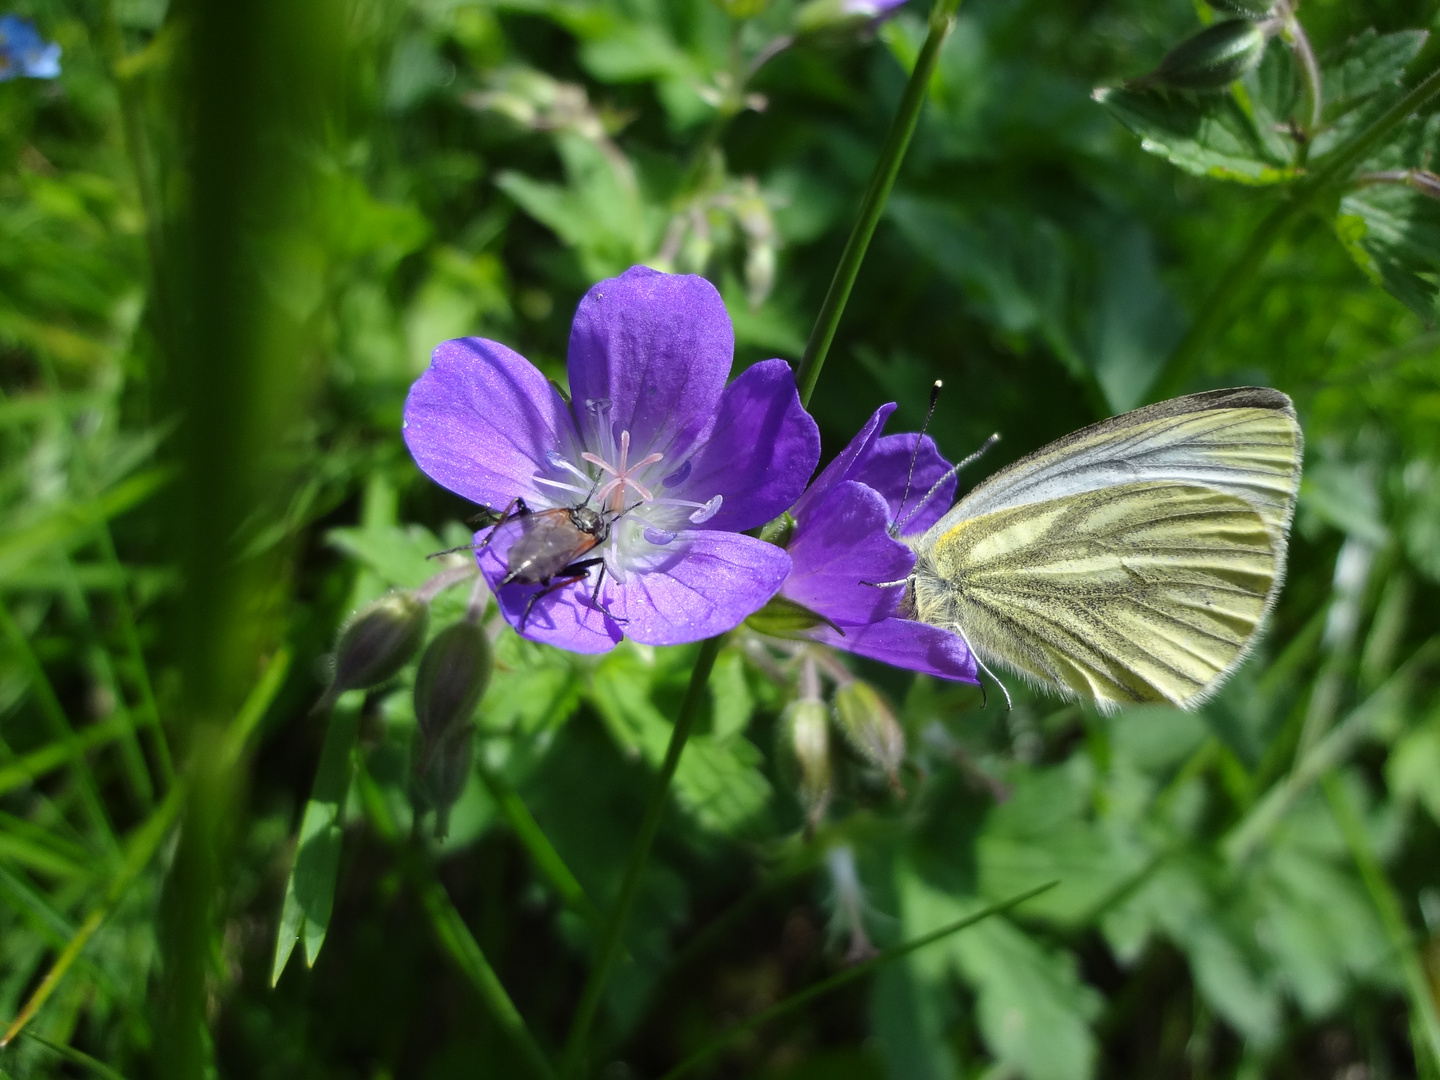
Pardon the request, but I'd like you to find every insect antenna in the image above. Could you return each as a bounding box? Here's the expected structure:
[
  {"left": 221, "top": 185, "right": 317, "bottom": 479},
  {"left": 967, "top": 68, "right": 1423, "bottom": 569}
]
[
  {"left": 890, "top": 380, "right": 944, "bottom": 537},
  {"left": 893, "top": 432, "right": 1001, "bottom": 536}
]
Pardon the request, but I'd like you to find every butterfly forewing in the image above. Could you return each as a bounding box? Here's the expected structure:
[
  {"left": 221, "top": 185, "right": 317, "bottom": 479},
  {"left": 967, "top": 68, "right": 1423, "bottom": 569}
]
[
  {"left": 949, "top": 388, "right": 1302, "bottom": 538},
  {"left": 913, "top": 482, "right": 1281, "bottom": 709}
]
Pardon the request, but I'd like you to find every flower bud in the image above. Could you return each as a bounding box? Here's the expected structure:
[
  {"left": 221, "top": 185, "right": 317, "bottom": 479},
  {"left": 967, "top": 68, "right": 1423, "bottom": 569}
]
[
  {"left": 418, "top": 728, "right": 475, "bottom": 841},
  {"left": 781, "top": 698, "right": 832, "bottom": 832},
  {"left": 833, "top": 680, "right": 906, "bottom": 795},
  {"left": 1136, "top": 20, "right": 1267, "bottom": 92},
  {"left": 414, "top": 619, "right": 493, "bottom": 741},
  {"left": 758, "top": 510, "right": 796, "bottom": 548},
  {"left": 746, "top": 594, "right": 839, "bottom": 639},
  {"left": 1205, "top": 0, "right": 1273, "bottom": 17},
  {"left": 318, "top": 592, "right": 428, "bottom": 711}
]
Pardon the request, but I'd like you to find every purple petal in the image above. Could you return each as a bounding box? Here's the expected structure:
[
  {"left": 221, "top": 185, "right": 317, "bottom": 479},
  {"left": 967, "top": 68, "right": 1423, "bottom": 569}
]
[
  {"left": 566, "top": 266, "right": 733, "bottom": 463},
  {"left": 856, "top": 432, "right": 957, "bottom": 537},
  {"left": 782, "top": 480, "right": 913, "bottom": 626},
  {"left": 792, "top": 403, "right": 896, "bottom": 522},
  {"left": 405, "top": 337, "right": 581, "bottom": 511},
  {"left": 809, "top": 618, "right": 977, "bottom": 683},
  {"left": 477, "top": 527, "right": 789, "bottom": 649},
  {"left": 616, "top": 532, "right": 792, "bottom": 646},
  {"left": 678, "top": 359, "right": 821, "bottom": 532}
]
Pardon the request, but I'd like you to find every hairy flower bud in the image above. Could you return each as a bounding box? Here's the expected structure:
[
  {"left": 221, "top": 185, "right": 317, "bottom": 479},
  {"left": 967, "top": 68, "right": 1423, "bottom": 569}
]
[
  {"left": 1137, "top": 19, "right": 1267, "bottom": 92},
  {"left": 319, "top": 592, "right": 429, "bottom": 711},
  {"left": 414, "top": 619, "right": 493, "bottom": 741},
  {"left": 833, "top": 680, "right": 906, "bottom": 795},
  {"left": 782, "top": 698, "right": 832, "bottom": 832},
  {"left": 418, "top": 728, "right": 475, "bottom": 841}
]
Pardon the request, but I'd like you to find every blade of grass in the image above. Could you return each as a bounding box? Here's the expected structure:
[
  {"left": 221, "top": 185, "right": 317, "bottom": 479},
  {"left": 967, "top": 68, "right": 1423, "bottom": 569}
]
[
  {"left": 0, "top": 597, "right": 118, "bottom": 853},
  {"left": 0, "top": 784, "right": 180, "bottom": 1047},
  {"left": 1323, "top": 772, "right": 1440, "bottom": 1070},
  {"left": 354, "top": 759, "right": 556, "bottom": 1080},
  {"left": 17, "top": 1031, "right": 131, "bottom": 1080},
  {"left": 474, "top": 759, "right": 605, "bottom": 934},
  {"left": 270, "top": 689, "right": 361, "bottom": 984},
  {"left": 0, "top": 648, "right": 289, "bottom": 1048},
  {"left": 1223, "top": 637, "right": 1439, "bottom": 863},
  {"left": 0, "top": 716, "right": 135, "bottom": 798},
  {"left": 658, "top": 881, "right": 1058, "bottom": 1080}
]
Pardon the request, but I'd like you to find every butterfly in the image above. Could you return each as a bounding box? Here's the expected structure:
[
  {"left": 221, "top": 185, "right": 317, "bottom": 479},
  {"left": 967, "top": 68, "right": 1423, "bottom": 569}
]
[{"left": 904, "top": 387, "right": 1303, "bottom": 711}]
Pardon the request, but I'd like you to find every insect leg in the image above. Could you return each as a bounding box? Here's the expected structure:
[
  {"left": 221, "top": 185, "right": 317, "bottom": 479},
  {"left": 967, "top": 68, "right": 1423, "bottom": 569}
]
[
  {"left": 580, "top": 560, "right": 627, "bottom": 624},
  {"left": 428, "top": 496, "right": 531, "bottom": 560},
  {"left": 517, "top": 557, "right": 606, "bottom": 630}
]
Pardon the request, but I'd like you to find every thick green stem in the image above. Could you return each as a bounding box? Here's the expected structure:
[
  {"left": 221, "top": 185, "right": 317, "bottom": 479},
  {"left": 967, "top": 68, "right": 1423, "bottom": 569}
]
[
  {"left": 794, "top": 0, "right": 960, "bottom": 407},
  {"left": 1159, "top": 55, "right": 1440, "bottom": 393},
  {"left": 559, "top": 636, "right": 723, "bottom": 1079}
]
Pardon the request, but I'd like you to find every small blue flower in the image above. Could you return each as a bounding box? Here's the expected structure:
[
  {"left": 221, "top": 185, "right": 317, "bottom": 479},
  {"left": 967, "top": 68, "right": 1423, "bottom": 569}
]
[{"left": 0, "top": 15, "right": 61, "bottom": 82}]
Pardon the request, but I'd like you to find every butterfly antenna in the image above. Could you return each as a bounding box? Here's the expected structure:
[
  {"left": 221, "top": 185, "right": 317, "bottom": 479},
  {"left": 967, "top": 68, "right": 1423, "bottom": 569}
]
[
  {"left": 891, "top": 381, "right": 944, "bottom": 536},
  {"left": 895, "top": 432, "right": 1001, "bottom": 535}
]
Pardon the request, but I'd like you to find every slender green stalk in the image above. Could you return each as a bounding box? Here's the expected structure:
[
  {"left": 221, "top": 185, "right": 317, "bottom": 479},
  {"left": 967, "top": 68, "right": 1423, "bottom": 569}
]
[
  {"left": 1323, "top": 772, "right": 1440, "bottom": 1069},
  {"left": 1160, "top": 55, "right": 1440, "bottom": 391},
  {"left": 658, "top": 882, "right": 1057, "bottom": 1080},
  {"left": 474, "top": 760, "right": 605, "bottom": 933},
  {"left": 355, "top": 762, "right": 555, "bottom": 1080},
  {"left": 794, "top": 0, "right": 961, "bottom": 407},
  {"left": 558, "top": 636, "right": 723, "bottom": 1080}
]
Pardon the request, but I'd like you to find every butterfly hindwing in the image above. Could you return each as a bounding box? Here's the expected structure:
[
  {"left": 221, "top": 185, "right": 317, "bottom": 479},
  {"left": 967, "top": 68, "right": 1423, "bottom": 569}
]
[{"left": 911, "top": 482, "right": 1281, "bottom": 709}]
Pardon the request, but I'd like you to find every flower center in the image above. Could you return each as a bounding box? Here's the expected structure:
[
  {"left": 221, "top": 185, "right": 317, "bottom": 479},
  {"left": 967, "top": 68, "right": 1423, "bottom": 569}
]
[{"left": 526, "top": 398, "right": 724, "bottom": 584}]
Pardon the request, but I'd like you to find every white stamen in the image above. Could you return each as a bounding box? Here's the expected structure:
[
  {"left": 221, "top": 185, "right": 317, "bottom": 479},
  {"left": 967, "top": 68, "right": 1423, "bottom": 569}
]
[{"left": 688, "top": 495, "right": 722, "bottom": 523}]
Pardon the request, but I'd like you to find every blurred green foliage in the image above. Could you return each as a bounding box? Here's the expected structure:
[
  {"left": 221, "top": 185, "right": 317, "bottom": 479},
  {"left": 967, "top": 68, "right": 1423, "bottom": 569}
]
[{"left": 3, "top": 0, "right": 1440, "bottom": 1077}]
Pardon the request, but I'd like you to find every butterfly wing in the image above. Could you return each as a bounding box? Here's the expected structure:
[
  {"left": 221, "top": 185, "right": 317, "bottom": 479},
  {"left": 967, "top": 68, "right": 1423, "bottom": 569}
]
[
  {"left": 951, "top": 387, "right": 1301, "bottom": 538},
  {"left": 912, "top": 482, "right": 1280, "bottom": 709}
]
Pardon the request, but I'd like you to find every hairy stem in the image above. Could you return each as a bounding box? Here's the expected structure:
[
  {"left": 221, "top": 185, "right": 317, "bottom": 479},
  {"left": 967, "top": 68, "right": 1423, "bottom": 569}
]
[
  {"left": 1159, "top": 55, "right": 1440, "bottom": 393},
  {"left": 559, "top": 636, "right": 723, "bottom": 1079},
  {"left": 795, "top": 0, "right": 961, "bottom": 407}
]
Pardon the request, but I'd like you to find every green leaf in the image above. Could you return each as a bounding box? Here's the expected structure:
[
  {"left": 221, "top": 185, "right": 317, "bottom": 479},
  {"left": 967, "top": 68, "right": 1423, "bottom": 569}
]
[
  {"left": 271, "top": 694, "right": 362, "bottom": 985},
  {"left": 587, "top": 645, "right": 770, "bottom": 834},
  {"left": 1336, "top": 124, "right": 1440, "bottom": 321},
  {"left": 1321, "top": 29, "right": 1429, "bottom": 123},
  {"left": 902, "top": 867, "right": 1101, "bottom": 1080},
  {"left": 325, "top": 522, "right": 450, "bottom": 591},
  {"left": 1094, "top": 86, "right": 1297, "bottom": 184},
  {"left": 707, "top": 648, "right": 754, "bottom": 742},
  {"left": 975, "top": 761, "right": 1150, "bottom": 926}
]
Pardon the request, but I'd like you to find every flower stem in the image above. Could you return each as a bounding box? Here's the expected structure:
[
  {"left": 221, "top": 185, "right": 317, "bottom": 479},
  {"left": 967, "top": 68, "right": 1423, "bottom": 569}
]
[
  {"left": 657, "top": 881, "right": 1057, "bottom": 1080},
  {"left": 1159, "top": 54, "right": 1440, "bottom": 394},
  {"left": 559, "top": 636, "right": 723, "bottom": 1080},
  {"left": 794, "top": 0, "right": 961, "bottom": 408}
]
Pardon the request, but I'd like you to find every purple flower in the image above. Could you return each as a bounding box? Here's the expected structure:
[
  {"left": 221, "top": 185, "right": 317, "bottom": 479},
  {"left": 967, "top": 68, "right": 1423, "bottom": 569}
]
[
  {"left": 778, "top": 403, "right": 977, "bottom": 682},
  {"left": 404, "top": 266, "right": 820, "bottom": 653},
  {"left": 0, "top": 16, "right": 60, "bottom": 81}
]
